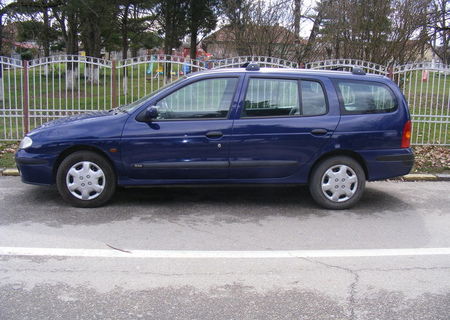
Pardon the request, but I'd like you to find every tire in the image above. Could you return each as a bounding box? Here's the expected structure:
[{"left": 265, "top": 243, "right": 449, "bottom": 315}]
[
  {"left": 56, "top": 151, "right": 116, "bottom": 208},
  {"left": 309, "top": 156, "right": 365, "bottom": 210}
]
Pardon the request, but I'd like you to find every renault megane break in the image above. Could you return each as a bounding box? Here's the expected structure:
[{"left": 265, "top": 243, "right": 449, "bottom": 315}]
[{"left": 15, "top": 64, "right": 414, "bottom": 209}]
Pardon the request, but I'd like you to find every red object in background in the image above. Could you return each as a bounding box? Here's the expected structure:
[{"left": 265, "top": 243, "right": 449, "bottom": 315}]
[{"left": 183, "top": 47, "right": 212, "bottom": 58}]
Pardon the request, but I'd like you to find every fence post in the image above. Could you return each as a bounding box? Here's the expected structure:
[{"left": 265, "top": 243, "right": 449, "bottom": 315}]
[
  {"left": 111, "top": 60, "right": 118, "bottom": 108},
  {"left": 22, "top": 60, "right": 29, "bottom": 135}
]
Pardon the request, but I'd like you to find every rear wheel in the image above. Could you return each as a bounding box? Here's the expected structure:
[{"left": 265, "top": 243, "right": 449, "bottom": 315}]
[
  {"left": 56, "top": 151, "right": 116, "bottom": 207},
  {"left": 309, "top": 156, "right": 365, "bottom": 210}
]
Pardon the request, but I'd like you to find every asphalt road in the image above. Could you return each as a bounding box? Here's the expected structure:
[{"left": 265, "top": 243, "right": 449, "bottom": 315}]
[{"left": 0, "top": 177, "right": 449, "bottom": 320}]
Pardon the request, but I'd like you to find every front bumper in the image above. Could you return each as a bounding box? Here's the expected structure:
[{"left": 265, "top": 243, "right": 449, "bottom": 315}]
[{"left": 15, "top": 149, "right": 56, "bottom": 185}]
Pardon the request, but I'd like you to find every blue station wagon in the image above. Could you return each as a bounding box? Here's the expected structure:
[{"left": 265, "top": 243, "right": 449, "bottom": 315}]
[{"left": 15, "top": 64, "right": 414, "bottom": 209}]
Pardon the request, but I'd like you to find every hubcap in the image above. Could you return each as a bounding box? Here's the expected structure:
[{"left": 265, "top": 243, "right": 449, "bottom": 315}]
[
  {"left": 321, "top": 165, "right": 358, "bottom": 202},
  {"left": 66, "top": 161, "right": 105, "bottom": 200}
]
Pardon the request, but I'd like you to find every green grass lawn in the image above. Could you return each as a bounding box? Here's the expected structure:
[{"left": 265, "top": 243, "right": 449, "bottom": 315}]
[{"left": 0, "top": 142, "right": 17, "bottom": 168}]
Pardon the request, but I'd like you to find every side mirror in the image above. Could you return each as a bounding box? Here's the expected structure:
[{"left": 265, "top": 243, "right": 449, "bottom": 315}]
[{"left": 136, "top": 106, "right": 158, "bottom": 122}]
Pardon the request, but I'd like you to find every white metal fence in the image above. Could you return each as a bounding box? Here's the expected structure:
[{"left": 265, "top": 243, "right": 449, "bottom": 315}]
[
  {"left": 0, "top": 55, "right": 449, "bottom": 145},
  {"left": 392, "top": 62, "right": 450, "bottom": 146},
  {"left": 305, "top": 59, "right": 388, "bottom": 75}
]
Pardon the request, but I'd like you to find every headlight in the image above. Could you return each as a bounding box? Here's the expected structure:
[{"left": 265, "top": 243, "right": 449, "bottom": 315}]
[{"left": 19, "top": 136, "right": 33, "bottom": 149}]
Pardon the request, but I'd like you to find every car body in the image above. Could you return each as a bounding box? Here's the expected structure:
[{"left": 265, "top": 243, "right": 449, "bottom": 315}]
[{"left": 16, "top": 65, "right": 414, "bottom": 209}]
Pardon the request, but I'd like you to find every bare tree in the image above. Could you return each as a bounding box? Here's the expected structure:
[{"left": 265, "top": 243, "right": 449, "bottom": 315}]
[
  {"left": 316, "top": 0, "right": 430, "bottom": 65},
  {"left": 219, "top": 0, "right": 297, "bottom": 59},
  {"left": 220, "top": 0, "right": 253, "bottom": 56},
  {"left": 299, "top": 0, "right": 331, "bottom": 62},
  {"left": 428, "top": 0, "right": 449, "bottom": 64}
]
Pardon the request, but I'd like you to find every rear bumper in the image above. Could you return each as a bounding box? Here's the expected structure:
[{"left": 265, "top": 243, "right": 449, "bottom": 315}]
[
  {"left": 358, "top": 148, "right": 414, "bottom": 181},
  {"left": 15, "top": 150, "right": 56, "bottom": 185}
]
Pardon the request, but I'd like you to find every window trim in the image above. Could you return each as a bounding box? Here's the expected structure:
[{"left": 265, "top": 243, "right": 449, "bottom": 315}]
[
  {"left": 239, "top": 76, "right": 329, "bottom": 119},
  {"left": 333, "top": 79, "right": 399, "bottom": 115},
  {"left": 150, "top": 76, "right": 241, "bottom": 122}
]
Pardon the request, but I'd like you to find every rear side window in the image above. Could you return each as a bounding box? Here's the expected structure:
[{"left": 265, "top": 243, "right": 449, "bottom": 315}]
[
  {"left": 242, "top": 78, "right": 327, "bottom": 117},
  {"left": 335, "top": 80, "right": 397, "bottom": 114}
]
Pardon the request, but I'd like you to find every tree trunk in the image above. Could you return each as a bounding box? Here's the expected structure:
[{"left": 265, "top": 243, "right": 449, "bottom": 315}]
[
  {"left": 0, "top": 13, "right": 4, "bottom": 56},
  {"left": 121, "top": 4, "right": 130, "bottom": 95},
  {"left": 302, "top": 0, "right": 331, "bottom": 61},
  {"left": 190, "top": 26, "right": 197, "bottom": 59},
  {"left": 294, "top": 0, "right": 301, "bottom": 63},
  {"left": 66, "top": 12, "right": 79, "bottom": 90},
  {"left": 42, "top": 2, "right": 50, "bottom": 57},
  {"left": 42, "top": 2, "right": 50, "bottom": 76}
]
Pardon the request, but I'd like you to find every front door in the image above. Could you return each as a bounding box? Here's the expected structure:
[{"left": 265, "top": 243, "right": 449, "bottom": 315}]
[
  {"left": 121, "top": 76, "right": 241, "bottom": 181},
  {"left": 229, "top": 75, "right": 340, "bottom": 179}
]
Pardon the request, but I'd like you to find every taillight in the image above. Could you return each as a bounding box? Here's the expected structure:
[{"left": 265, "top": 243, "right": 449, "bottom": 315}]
[{"left": 401, "top": 120, "right": 412, "bottom": 148}]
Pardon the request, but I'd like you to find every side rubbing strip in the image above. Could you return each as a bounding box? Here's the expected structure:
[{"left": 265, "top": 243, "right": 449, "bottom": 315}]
[
  {"left": 133, "top": 161, "right": 229, "bottom": 169},
  {"left": 230, "top": 160, "right": 299, "bottom": 168},
  {"left": 376, "top": 154, "right": 414, "bottom": 162}
]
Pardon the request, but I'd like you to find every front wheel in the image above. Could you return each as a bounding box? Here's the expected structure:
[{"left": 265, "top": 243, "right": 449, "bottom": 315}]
[
  {"left": 309, "top": 156, "right": 365, "bottom": 210},
  {"left": 56, "top": 151, "right": 116, "bottom": 208}
]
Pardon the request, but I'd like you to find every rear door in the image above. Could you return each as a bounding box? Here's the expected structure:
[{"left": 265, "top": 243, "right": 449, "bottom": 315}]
[{"left": 229, "top": 74, "right": 340, "bottom": 180}]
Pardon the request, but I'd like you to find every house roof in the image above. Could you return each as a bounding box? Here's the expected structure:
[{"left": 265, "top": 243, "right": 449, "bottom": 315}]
[{"left": 204, "top": 25, "right": 307, "bottom": 45}]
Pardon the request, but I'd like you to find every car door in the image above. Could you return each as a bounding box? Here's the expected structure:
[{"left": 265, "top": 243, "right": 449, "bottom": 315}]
[
  {"left": 229, "top": 74, "right": 340, "bottom": 180},
  {"left": 121, "top": 75, "right": 242, "bottom": 181}
]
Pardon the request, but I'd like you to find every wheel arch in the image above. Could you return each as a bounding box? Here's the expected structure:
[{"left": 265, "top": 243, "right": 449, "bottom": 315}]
[
  {"left": 308, "top": 149, "right": 369, "bottom": 183},
  {"left": 53, "top": 145, "right": 117, "bottom": 181}
]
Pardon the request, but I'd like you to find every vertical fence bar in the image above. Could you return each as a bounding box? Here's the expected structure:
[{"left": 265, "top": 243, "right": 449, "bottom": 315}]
[
  {"left": 111, "top": 60, "right": 117, "bottom": 108},
  {"left": 22, "top": 60, "right": 29, "bottom": 135}
]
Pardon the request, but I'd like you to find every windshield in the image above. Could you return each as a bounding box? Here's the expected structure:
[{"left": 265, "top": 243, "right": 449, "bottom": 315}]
[{"left": 117, "top": 76, "right": 187, "bottom": 113}]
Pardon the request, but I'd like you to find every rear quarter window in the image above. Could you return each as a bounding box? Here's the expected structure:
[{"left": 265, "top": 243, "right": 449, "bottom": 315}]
[{"left": 335, "top": 80, "right": 397, "bottom": 114}]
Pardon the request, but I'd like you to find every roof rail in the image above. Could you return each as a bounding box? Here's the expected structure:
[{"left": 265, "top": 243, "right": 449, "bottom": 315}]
[
  {"left": 352, "top": 67, "right": 366, "bottom": 75},
  {"left": 330, "top": 65, "right": 366, "bottom": 75},
  {"left": 243, "top": 62, "right": 260, "bottom": 71}
]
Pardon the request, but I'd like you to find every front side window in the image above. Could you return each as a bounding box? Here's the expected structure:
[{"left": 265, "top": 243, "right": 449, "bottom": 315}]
[
  {"left": 119, "top": 76, "right": 187, "bottom": 113},
  {"left": 241, "top": 78, "right": 327, "bottom": 118},
  {"left": 156, "top": 77, "right": 238, "bottom": 120},
  {"left": 336, "top": 80, "right": 397, "bottom": 114}
]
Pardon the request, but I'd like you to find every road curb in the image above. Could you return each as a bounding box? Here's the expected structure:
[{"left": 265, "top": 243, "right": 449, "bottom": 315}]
[
  {"left": 435, "top": 173, "right": 450, "bottom": 181},
  {"left": 1, "top": 168, "right": 19, "bottom": 176},
  {"left": 402, "top": 174, "right": 439, "bottom": 181}
]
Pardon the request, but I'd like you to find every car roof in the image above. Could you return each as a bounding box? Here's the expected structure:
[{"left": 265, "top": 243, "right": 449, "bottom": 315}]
[{"left": 188, "top": 67, "right": 387, "bottom": 80}]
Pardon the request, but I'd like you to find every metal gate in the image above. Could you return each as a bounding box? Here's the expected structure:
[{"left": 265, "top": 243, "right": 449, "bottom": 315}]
[
  {"left": 116, "top": 55, "right": 207, "bottom": 105},
  {"left": 393, "top": 62, "right": 449, "bottom": 145},
  {"left": 26, "top": 55, "right": 113, "bottom": 131},
  {"left": 0, "top": 57, "right": 24, "bottom": 141}
]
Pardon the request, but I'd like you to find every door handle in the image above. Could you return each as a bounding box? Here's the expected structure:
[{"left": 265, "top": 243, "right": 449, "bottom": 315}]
[
  {"left": 311, "top": 128, "right": 328, "bottom": 135},
  {"left": 206, "top": 131, "right": 223, "bottom": 139}
]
